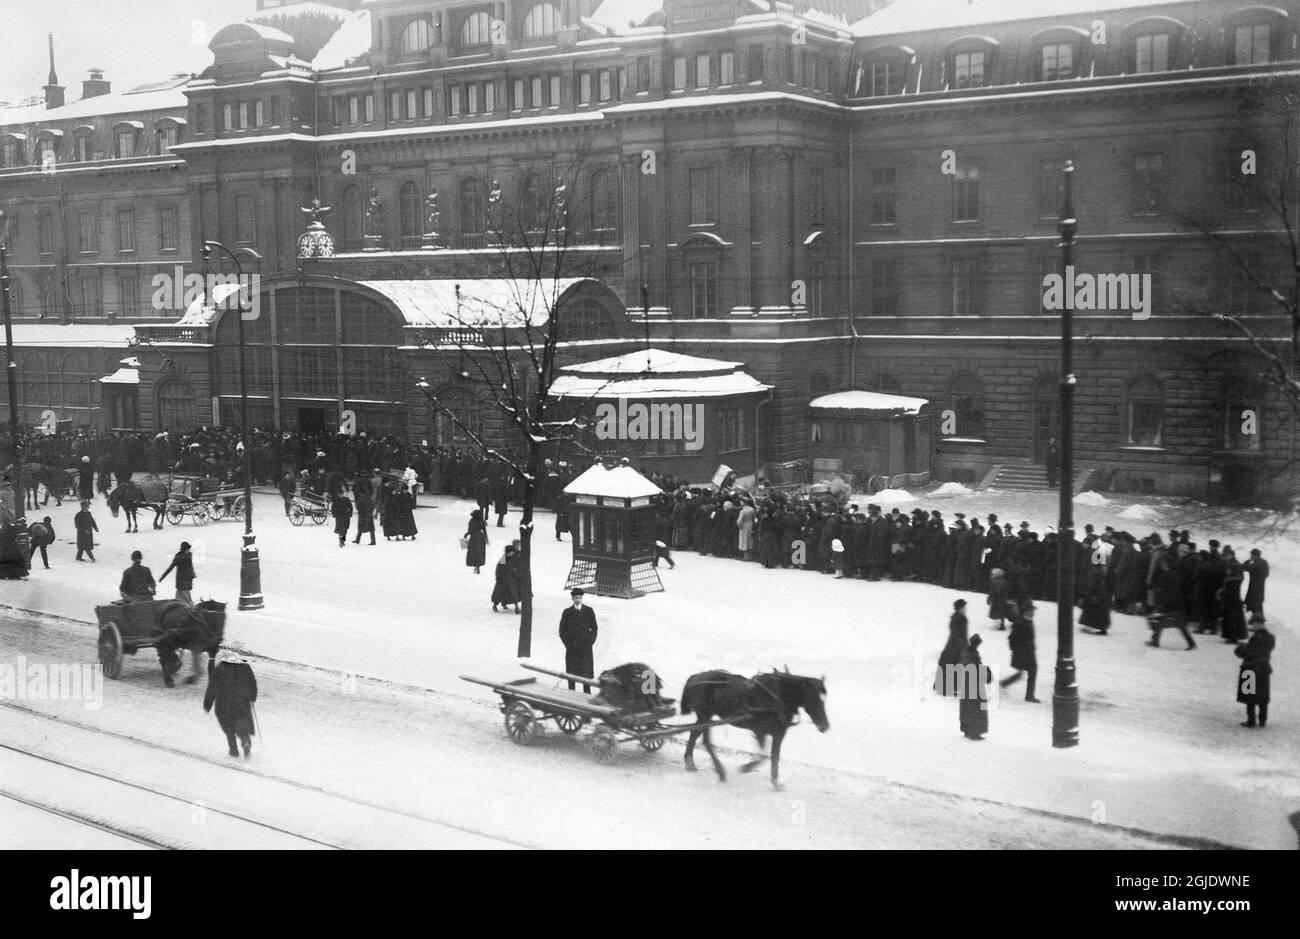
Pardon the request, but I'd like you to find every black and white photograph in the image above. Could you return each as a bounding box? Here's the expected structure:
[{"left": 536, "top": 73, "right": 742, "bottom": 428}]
[{"left": 0, "top": 0, "right": 1296, "bottom": 897}]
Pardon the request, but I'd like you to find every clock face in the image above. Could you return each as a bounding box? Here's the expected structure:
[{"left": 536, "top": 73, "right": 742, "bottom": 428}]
[{"left": 297, "top": 232, "right": 334, "bottom": 258}]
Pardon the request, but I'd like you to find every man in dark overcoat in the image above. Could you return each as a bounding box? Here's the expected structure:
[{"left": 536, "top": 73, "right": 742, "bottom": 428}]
[
  {"left": 559, "top": 588, "right": 598, "bottom": 690},
  {"left": 1000, "top": 600, "right": 1041, "bottom": 702},
  {"left": 204, "top": 647, "right": 258, "bottom": 758},
  {"left": 1242, "top": 549, "right": 1269, "bottom": 624}
]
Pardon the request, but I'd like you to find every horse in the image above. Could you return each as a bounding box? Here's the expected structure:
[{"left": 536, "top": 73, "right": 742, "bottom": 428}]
[
  {"left": 154, "top": 599, "right": 227, "bottom": 688},
  {"left": 108, "top": 480, "right": 164, "bottom": 532},
  {"left": 680, "top": 667, "right": 829, "bottom": 790},
  {"left": 3, "top": 463, "right": 63, "bottom": 511}
]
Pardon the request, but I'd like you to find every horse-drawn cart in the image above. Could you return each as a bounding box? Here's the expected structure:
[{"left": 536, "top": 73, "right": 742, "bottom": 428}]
[
  {"left": 461, "top": 663, "right": 724, "bottom": 762},
  {"left": 164, "top": 475, "right": 243, "bottom": 526},
  {"left": 94, "top": 599, "right": 226, "bottom": 684},
  {"left": 289, "top": 491, "right": 330, "bottom": 526}
]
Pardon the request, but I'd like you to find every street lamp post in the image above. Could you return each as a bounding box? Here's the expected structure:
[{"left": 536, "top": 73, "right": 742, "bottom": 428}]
[
  {"left": 202, "top": 240, "right": 263, "bottom": 611},
  {"left": 0, "top": 211, "right": 20, "bottom": 493},
  {"left": 1053, "top": 162, "right": 1080, "bottom": 748}
]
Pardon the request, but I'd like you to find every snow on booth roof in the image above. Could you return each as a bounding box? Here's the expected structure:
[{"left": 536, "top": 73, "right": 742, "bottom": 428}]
[
  {"left": 809, "top": 390, "right": 929, "bottom": 416},
  {"left": 550, "top": 349, "right": 771, "bottom": 400},
  {"left": 563, "top": 462, "right": 663, "bottom": 499}
]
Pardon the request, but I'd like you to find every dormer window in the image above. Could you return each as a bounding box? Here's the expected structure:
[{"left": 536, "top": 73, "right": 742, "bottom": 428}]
[
  {"left": 398, "top": 17, "right": 432, "bottom": 54},
  {"left": 116, "top": 129, "right": 135, "bottom": 157},
  {"left": 522, "top": 3, "right": 559, "bottom": 39},
  {"left": 38, "top": 136, "right": 59, "bottom": 166},
  {"left": 460, "top": 11, "right": 491, "bottom": 49},
  {"left": 870, "top": 59, "right": 905, "bottom": 95},
  {"left": 1223, "top": 8, "right": 1288, "bottom": 65},
  {"left": 953, "top": 50, "right": 985, "bottom": 88},
  {"left": 1234, "top": 23, "right": 1271, "bottom": 64},
  {"left": 156, "top": 124, "right": 178, "bottom": 153},
  {"left": 74, "top": 135, "right": 90, "bottom": 162},
  {"left": 856, "top": 46, "right": 913, "bottom": 97},
  {"left": 1041, "top": 42, "right": 1076, "bottom": 80},
  {"left": 1, "top": 137, "right": 23, "bottom": 168},
  {"left": 1135, "top": 33, "right": 1170, "bottom": 72}
]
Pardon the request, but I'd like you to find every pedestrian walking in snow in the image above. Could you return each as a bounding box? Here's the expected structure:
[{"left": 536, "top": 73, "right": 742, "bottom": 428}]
[
  {"left": 1000, "top": 600, "right": 1041, "bottom": 702},
  {"left": 74, "top": 500, "right": 97, "bottom": 562},
  {"left": 1243, "top": 549, "right": 1269, "bottom": 624},
  {"left": 935, "top": 599, "right": 969, "bottom": 696},
  {"left": 27, "top": 516, "right": 54, "bottom": 570},
  {"left": 1235, "top": 621, "right": 1274, "bottom": 729},
  {"left": 332, "top": 492, "right": 353, "bottom": 547},
  {"left": 353, "top": 483, "right": 376, "bottom": 545},
  {"left": 204, "top": 647, "right": 258, "bottom": 758},
  {"left": 653, "top": 539, "right": 675, "bottom": 569},
  {"left": 77, "top": 456, "right": 95, "bottom": 503},
  {"left": 277, "top": 471, "right": 296, "bottom": 517},
  {"left": 986, "top": 567, "right": 1013, "bottom": 629},
  {"left": 464, "top": 508, "right": 488, "bottom": 573},
  {"left": 491, "top": 545, "right": 521, "bottom": 614},
  {"left": 958, "top": 634, "right": 990, "bottom": 740},
  {"left": 159, "top": 541, "right": 196, "bottom": 605},
  {"left": 559, "top": 588, "right": 598, "bottom": 690}
]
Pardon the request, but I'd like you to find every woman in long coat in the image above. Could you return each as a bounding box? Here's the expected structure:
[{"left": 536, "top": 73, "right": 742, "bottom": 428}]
[
  {"left": 1219, "top": 548, "right": 1248, "bottom": 643},
  {"left": 331, "top": 493, "right": 353, "bottom": 547},
  {"left": 935, "top": 599, "right": 969, "bottom": 696},
  {"left": 353, "top": 484, "right": 376, "bottom": 545},
  {"left": 491, "top": 545, "right": 521, "bottom": 613},
  {"left": 74, "top": 500, "right": 98, "bottom": 562},
  {"left": 1079, "top": 562, "right": 1111, "bottom": 633},
  {"left": 397, "top": 486, "right": 418, "bottom": 540},
  {"left": 465, "top": 508, "right": 488, "bottom": 573},
  {"left": 958, "top": 634, "right": 990, "bottom": 740},
  {"left": 203, "top": 648, "right": 258, "bottom": 758},
  {"left": 986, "top": 568, "right": 1014, "bottom": 628},
  {"left": 380, "top": 482, "right": 400, "bottom": 540},
  {"left": 1242, "top": 550, "right": 1269, "bottom": 624},
  {"left": 737, "top": 501, "right": 756, "bottom": 560},
  {"left": 1235, "top": 622, "right": 1274, "bottom": 727}
]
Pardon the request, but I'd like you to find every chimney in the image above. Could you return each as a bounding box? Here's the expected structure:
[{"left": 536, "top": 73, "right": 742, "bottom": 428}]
[
  {"left": 82, "top": 68, "right": 111, "bottom": 99},
  {"left": 43, "top": 33, "right": 65, "bottom": 109}
]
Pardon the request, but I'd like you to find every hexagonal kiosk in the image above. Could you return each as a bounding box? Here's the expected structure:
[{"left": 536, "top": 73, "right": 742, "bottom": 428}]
[{"left": 562, "top": 462, "right": 664, "bottom": 599}]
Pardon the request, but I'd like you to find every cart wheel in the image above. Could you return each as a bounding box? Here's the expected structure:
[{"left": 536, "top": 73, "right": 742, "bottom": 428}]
[
  {"left": 555, "top": 713, "right": 584, "bottom": 735},
  {"left": 504, "top": 701, "right": 540, "bottom": 745},
  {"left": 207, "top": 501, "right": 226, "bottom": 521},
  {"left": 312, "top": 509, "right": 328, "bottom": 526},
  {"left": 589, "top": 727, "right": 618, "bottom": 763},
  {"left": 230, "top": 495, "right": 246, "bottom": 521},
  {"left": 290, "top": 504, "right": 305, "bottom": 526},
  {"left": 166, "top": 505, "right": 183, "bottom": 525},
  {"left": 98, "top": 624, "right": 123, "bottom": 680},
  {"left": 192, "top": 504, "right": 211, "bottom": 526},
  {"left": 638, "top": 732, "right": 665, "bottom": 752}
]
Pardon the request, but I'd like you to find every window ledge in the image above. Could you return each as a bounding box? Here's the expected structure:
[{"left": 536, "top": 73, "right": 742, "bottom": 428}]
[
  {"left": 1118, "top": 445, "right": 1166, "bottom": 453},
  {"left": 939, "top": 437, "right": 987, "bottom": 445},
  {"left": 1211, "top": 449, "right": 1265, "bottom": 459}
]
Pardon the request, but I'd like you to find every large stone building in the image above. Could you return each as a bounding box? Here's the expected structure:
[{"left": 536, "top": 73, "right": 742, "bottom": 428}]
[{"left": 0, "top": 0, "right": 1296, "bottom": 499}]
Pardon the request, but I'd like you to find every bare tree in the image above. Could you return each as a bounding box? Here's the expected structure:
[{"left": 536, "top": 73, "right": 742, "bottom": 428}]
[{"left": 411, "top": 155, "right": 622, "bottom": 657}]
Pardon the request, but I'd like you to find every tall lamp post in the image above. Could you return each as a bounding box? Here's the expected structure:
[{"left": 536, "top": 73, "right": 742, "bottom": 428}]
[
  {"left": 0, "top": 211, "right": 20, "bottom": 494},
  {"left": 202, "top": 240, "right": 264, "bottom": 611},
  {"left": 1053, "top": 162, "right": 1080, "bottom": 748}
]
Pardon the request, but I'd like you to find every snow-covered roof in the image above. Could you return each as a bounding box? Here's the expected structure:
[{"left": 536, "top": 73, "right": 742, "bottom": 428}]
[
  {"left": 214, "top": 21, "right": 298, "bottom": 45},
  {"left": 852, "top": 0, "right": 1204, "bottom": 37},
  {"left": 360, "top": 278, "right": 594, "bottom": 328},
  {"left": 312, "top": 11, "right": 373, "bottom": 71},
  {"left": 809, "top": 390, "right": 929, "bottom": 415},
  {"left": 99, "top": 367, "right": 139, "bottom": 385},
  {"left": 551, "top": 348, "right": 770, "bottom": 400},
  {"left": 564, "top": 463, "right": 663, "bottom": 499},
  {"left": 176, "top": 282, "right": 246, "bottom": 326},
  {"left": 0, "top": 84, "right": 189, "bottom": 127},
  {"left": 585, "top": 0, "right": 663, "bottom": 34},
  {"left": 8, "top": 324, "right": 134, "bottom": 347}
]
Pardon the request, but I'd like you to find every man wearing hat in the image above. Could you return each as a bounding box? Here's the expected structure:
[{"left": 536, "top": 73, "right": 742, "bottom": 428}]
[
  {"left": 1000, "top": 600, "right": 1041, "bottom": 702},
  {"left": 159, "top": 542, "right": 196, "bottom": 606},
  {"left": 77, "top": 456, "right": 95, "bottom": 504},
  {"left": 119, "top": 550, "right": 156, "bottom": 602},
  {"left": 74, "top": 500, "right": 98, "bottom": 562},
  {"left": 559, "top": 588, "right": 599, "bottom": 690}
]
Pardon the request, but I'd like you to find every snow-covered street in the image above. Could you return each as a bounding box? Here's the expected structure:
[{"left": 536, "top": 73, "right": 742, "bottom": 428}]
[{"left": 2, "top": 484, "right": 1296, "bottom": 848}]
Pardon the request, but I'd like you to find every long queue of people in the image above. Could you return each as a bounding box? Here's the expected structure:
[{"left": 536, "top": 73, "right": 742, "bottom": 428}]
[{"left": 652, "top": 490, "right": 1270, "bottom": 642}]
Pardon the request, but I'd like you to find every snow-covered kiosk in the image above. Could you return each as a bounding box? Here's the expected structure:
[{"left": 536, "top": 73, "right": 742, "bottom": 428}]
[
  {"left": 562, "top": 462, "right": 664, "bottom": 599},
  {"left": 808, "top": 391, "right": 933, "bottom": 487}
]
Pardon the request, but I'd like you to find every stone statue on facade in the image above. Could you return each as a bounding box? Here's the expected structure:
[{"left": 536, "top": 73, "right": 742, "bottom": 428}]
[{"left": 363, "top": 187, "right": 386, "bottom": 250}]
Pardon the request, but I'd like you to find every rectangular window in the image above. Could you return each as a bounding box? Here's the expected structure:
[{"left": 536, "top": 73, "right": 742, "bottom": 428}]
[
  {"left": 871, "top": 259, "right": 898, "bottom": 315},
  {"left": 1132, "top": 152, "right": 1165, "bottom": 214},
  {"left": 513, "top": 79, "right": 525, "bottom": 109},
  {"left": 468, "top": 84, "right": 479, "bottom": 114},
  {"left": 531, "top": 77, "right": 543, "bottom": 108},
  {"left": 117, "top": 209, "right": 135, "bottom": 252},
  {"left": 696, "top": 53, "right": 711, "bottom": 88},
  {"left": 549, "top": 75, "right": 561, "bottom": 106},
  {"left": 39, "top": 137, "right": 57, "bottom": 165},
  {"left": 450, "top": 85, "right": 463, "bottom": 116},
  {"left": 484, "top": 83, "right": 495, "bottom": 113},
  {"left": 748, "top": 45, "right": 764, "bottom": 81},
  {"left": 719, "top": 406, "right": 748, "bottom": 451},
  {"left": 270, "top": 97, "right": 281, "bottom": 125},
  {"left": 78, "top": 274, "right": 98, "bottom": 317},
  {"left": 253, "top": 100, "right": 264, "bottom": 128},
  {"left": 1128, "top": 399, "right": 1163, "bottom": 446},
  {"left": 116, "top": 130, "right": 135, "bottom": 158},
  {"left": 423, "top": 87, "right": 435, "bottom": 117},
  {"left": 348, "top": 96, "right": 360, "bottom": 124},
  {"left": 598, "top": 70, "right": 612, "bottom": 101},
  {"left": 363, "top": 94, "right": 374, "bottom": 122},
  {"left": 117, "top": 271, "right": 138, "bottom": 317},
  {"left": 1235, "top": 24, "right": 1270, "bottom": 65},
  {"left": 222, "top": 104, "right": 233, "bottom": 131},
  {"left": 870, "top": 60, "right": 904, "bottom": 95},
  {"left": 159, "top": 207, "right": 177, "bottom": 251},
  {"left": 954, "top": 50, "right": 984, "bottom": 88},
  {"left": 870, "top": 167, "right": 896, "bottom": 225},
  {"left": 389, "top": 91, "right": 402, "bottom": 120},
  {"left": 1042, "top": 43, "right": 1075, "bottom": 80},
  {"left": 238, "top": 102, "right": 249, "bottom": 129},
  {"left": 38, "top": 214, "right": 53, "bottom": 255},
  {"left": 689, "top": 166, "right": 717, "bottom": 224},
  {"left": 618, "top": 67, "right": 626, "bottom": 98},
  {"left": 637, "top": 55, "right": 652, "bottom": 92},
  {"left": 406, "top": 89, "right": 418, "bottom": 119},
  {"left": 78, "top": 212, "right": 99, "bottom": 253},
  {"left": 950, "top": 258, "right": 985, "bottom": 315},
  {"left": 673, "top": 57, "right": 687, "bottom": 90},
  {"left": 579, "top": 72, "right": 592, "bottom": 104},
  {"left": 690, "top": 261, "right": 718, "bottom": 317},
  {"left": 952, "top": 166, "right": 981, "bottom": 222},
  {"left": 75, "top": 135, "right": 90, "bottom": 162},
  {"left": 803, "top": 55, "right": 816, "bottom": 88},
  {"left": 1135, "top": 33, "right": 1169, "bottom": 73},
  {"left": 720, "top": 51, "right": 735, "bottom": 85}
]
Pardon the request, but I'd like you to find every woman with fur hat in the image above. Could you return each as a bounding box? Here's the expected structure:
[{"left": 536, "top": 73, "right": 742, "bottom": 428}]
[{"left": 204, "top": 645, "right": 258, "bottom": 758}]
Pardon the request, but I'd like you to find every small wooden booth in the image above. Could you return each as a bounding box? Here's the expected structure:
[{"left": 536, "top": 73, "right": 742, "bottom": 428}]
[
  {"left": 562, "top": 462, "right": 664, "bottom": 599},
  {"left": 808, "top": 391, "right": 933, "bottom": 486}
]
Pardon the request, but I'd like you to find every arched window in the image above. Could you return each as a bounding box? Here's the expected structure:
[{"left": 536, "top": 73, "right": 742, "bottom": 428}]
[
  {"left": 945, "top": 373, "right": 985, "bottom": 439},
  {"left": 866, "top": 373, "right": 902, "bottom": 394},
  {"left": 459, "top": 178, "right": 486, "bottom": 235},
  {"left": 558, "top": 299, "right": 617, "bottom": 342},
  {"left": 1126, "top": 378, "right": 1164, "bottom": 446},
  {"left": 399, "top": 181, "right": 423, "bottom": 243},
  {"left": 398, "top": 17, "right": 432, "bottom": 54},
  {"left": 589, "top": 169, "right": 617, "bottom": 233},
  {"left": 522, "top": 3, "right": 559, "bottom": 39},
  {"left": 460, "top": 11, "right": 491, "bottom": 48},
  {"left": 157, "top": 379, "right": 197, "bottom": 432}
]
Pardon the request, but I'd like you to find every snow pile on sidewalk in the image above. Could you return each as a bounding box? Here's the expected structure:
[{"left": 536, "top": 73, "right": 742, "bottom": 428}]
[
  {"left": 931, "top": 482, "right": 973, "bottom": 497},
  {"left": 1119, "top": 503, "right": 1161, "bottom": 522},
  {"left": 872, "top": 488, "right": 916, "bottom": 504},
  {"left": 1073, "top": 491, "right": 1110, "bottom": 507}
]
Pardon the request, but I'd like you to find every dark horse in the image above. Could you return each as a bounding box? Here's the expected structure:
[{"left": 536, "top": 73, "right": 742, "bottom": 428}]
[
  {"left": 4, "top": 463, "right": 64, "bottom": 511},
  {"left": 108, "top": 481, "right": 164, "bottom": 532},
  {"left": 680, "top": 668, "right": 829, "bottom": 790},
  {"left": 154, "top": 599, "right": 226, "bottom": 687}
]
